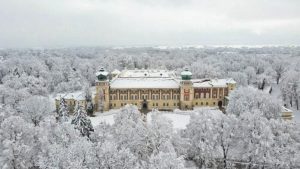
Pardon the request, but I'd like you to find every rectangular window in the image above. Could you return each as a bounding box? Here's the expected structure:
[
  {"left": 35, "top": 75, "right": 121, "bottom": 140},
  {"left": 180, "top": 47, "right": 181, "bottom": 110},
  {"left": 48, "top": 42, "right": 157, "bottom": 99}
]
[{"left": 184, "top": 95, "right": 189, "bottom": 101}]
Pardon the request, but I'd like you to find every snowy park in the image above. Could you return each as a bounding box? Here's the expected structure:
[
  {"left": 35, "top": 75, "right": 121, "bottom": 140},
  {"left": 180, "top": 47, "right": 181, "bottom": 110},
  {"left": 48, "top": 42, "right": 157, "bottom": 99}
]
[
  {"left": 1, "top": 0, "right": 300, "bottom": 167},
  {"left": 1, "top": 46, "right": 300, "bottom": 169}
]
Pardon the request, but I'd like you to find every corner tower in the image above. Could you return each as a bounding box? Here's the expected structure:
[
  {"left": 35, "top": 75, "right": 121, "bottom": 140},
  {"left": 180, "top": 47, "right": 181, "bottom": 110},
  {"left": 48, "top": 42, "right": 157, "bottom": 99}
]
[
  {"left": 95, "top": 68, "right": 110, "bottom": 112},
  {"left": 180, "top": 68, "right": 194, "bottom": 110}
]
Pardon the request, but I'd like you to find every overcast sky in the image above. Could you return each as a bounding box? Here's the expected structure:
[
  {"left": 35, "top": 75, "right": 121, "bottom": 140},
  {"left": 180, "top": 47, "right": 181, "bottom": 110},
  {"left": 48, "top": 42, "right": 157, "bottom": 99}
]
[{"left": 0, "top": 0, "right": 300, "bottom": 48}]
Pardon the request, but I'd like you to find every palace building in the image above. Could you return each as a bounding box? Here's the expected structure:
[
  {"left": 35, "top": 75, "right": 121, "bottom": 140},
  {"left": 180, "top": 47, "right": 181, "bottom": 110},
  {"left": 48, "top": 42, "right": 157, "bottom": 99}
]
[
  {"left": 93, "top": 68, "right": 236, "bottom": 112},
  {"left": 55, "top": 68, "right": 293, "bottom": 120}
]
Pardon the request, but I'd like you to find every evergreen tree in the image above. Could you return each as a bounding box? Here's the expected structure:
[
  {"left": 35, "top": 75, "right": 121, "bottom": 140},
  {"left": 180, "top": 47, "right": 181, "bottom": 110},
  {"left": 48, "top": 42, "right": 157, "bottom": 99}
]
[
  {"left": 58, "top": 98, "right": 69, "bottom": 123},
  {"left": 71, "top": 105, "right": 94, "bottom": 138}
]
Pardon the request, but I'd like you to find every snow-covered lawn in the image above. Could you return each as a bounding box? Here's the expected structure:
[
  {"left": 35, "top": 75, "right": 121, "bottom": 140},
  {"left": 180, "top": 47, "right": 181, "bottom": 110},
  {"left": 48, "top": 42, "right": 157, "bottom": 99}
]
[
  {"left": 90, "top": 107, "right": 223, "bottom": 129},
  {"left": 159, "top": 113, "right": 190, "bottom": 129},
  {"left": 90, "top": 110, "right": 117, "bottom": 126}
]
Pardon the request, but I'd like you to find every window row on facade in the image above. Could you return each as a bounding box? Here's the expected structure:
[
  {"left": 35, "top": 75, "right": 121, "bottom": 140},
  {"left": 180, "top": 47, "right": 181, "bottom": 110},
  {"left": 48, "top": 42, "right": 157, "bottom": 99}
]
[
  {"left": 109, "top": 93, "right": 180, "bottom": 101},
  {"left": 109, "top": 102, "right": 180, "bottom": 108}
]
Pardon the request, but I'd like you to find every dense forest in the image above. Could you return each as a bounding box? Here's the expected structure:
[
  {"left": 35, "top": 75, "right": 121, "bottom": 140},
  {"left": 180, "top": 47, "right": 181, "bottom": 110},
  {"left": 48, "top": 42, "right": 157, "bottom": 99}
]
[{"left": 0, "top": 46, "right": 300, "bottom": 168}]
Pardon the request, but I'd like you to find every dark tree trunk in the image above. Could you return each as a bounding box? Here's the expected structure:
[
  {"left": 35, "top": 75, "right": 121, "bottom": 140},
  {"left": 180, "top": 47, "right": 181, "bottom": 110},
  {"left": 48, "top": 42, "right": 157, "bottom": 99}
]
[{"left": 261, "top": 78, "right": 266, "bottom": 90}]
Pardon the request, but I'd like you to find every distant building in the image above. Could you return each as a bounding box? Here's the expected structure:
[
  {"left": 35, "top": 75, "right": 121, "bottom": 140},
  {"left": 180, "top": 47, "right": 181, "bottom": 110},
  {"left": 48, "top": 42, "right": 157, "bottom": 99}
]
[
  {"left": 93, "top": 68, "right": 236, "bottom": 112},
  {"left": 281, "top": 106, "right": 293, "bottom": 120},
  {"left": 55, "top": 91, "right": 86, "bottom": 114}
]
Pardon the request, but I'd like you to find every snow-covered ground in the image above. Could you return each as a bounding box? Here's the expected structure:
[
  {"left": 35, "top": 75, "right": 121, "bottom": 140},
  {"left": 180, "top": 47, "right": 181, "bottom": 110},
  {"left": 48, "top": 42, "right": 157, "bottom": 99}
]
[
  {"left": 90, "top": 107, "right": 223, "bottom": 129},
  {"left": 90, "top": 110, "right": 117, "bottom": 126},
  {"left": 292, "top": 108, "right": 300, "bottom": 123}
]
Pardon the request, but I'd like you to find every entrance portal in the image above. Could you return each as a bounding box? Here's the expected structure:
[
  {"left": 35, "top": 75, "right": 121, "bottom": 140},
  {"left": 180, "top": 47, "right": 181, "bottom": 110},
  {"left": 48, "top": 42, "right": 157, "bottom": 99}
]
[
  {"left": 141, "top": 99, "right": 148, "bottom": 113},
  {"left": 218, "top": 101, "right": 223, "bottom": 107},
  {"left": 142, "top": 102, "right": 148, "bottom": 109}
]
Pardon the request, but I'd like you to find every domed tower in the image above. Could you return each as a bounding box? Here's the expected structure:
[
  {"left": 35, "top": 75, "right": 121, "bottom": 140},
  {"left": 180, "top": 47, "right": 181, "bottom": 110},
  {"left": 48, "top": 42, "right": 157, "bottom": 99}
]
[
  {"left": 180, "top": 68, "right": 194, "bottom": 110},
  {"left": 95, "top": 67, "right": 110, "bottom": 112}
]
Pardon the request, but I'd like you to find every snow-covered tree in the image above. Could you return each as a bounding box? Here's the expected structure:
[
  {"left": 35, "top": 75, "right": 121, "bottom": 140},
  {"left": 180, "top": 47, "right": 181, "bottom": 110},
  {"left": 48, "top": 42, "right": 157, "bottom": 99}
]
[
  {"left": 94, "top": 141, "right": 139, "bottom": 169},
  {"left": 149, "top": 151, "right": 186, "bottom": 169},
  {"left": 237, "top": 111, "right": 274, "bottom": 168},
  {"left": 0, "top": 116, "right": 36, "bottom": 169},
  {"left": 227, "top": 86, "right": 282, "bottom": 119},
  {"left": 216, "top": 113, "right": 239, "bottom": 169},
  {"left": 183, "top": 110, "right": 220, "bottom": 168},
  {"left": 71, "top": 105, "right": 94, "bottom": 137},
  {"left": 37, "top": 118, "right": 95, "bottom": 169},
  {"left": 112, "top": 105, "right": 152, "bottom": 162},
  {"left": 273, "top": 57, "right": 288, "bottom": 84},
  {"left": 19, "top": 95, "right": 52, "bottom": 126},
  {"left": 280, "top": 70, "right": 300, "bottom": 109},
  {"left": 57, "top": 98, "right": 69, "bottom": 123}
]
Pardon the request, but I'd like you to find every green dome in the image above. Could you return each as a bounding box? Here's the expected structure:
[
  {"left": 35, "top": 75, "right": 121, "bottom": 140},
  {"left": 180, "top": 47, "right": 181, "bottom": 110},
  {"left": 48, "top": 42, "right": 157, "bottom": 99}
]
[
  {"left": 181, "top": 68, "right": 192, "bottom": 80},
  {"left": 96, "top": 67, "right": 108, "bottom": 81}
]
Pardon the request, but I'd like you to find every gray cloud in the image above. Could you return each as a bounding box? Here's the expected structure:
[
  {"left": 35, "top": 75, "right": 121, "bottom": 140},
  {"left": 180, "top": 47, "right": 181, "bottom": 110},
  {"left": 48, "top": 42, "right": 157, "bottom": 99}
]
[{"left": 0, "top": 0, "right": 299, "bottom": 48}]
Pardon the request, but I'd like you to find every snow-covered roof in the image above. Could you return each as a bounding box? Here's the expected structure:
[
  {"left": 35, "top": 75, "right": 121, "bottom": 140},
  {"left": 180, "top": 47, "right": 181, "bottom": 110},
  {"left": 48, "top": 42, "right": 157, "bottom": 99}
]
[
  {"left": 118, "top": 69, "right": 175, "bottom": 78},
  {"left": 226, "top": 78, "right": 236, "bottom": 84},
  {"left": 181, "top": 68, "right": 192, "bottom": 76},
  {"left": 110, "top": 69, "right": 179, "bottom": 89},
  {"left": 95, "top": 71, "right": 108, "bottom": 76},
  {"left": 95, "top": 67, "right": 109, "bottom": 76},
  {"left": 281, "top": 106, "right": 293, "bottom": 113},
  {"left": 192, "top": 79, "right": 236, "bottom": 88},
  {"left": 111, "top": 69, "right": 121, "bottom": 74},
  {"left": 110, "top": 78, "right": 180, "bottom": 89},
  {"left": 55, "top": 91, "right": 86, "bottom": 101}
]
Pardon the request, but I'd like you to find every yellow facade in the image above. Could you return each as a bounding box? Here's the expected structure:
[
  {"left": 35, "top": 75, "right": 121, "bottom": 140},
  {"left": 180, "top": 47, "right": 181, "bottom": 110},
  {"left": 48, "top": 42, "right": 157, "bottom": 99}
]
[
  {"left": 55, "top": 98, "right": 87, "bottom": 114},
  {"left": 281, "top": 106, "right": 293, "bottom": 121},
  {"left": 93, "top": 69, "right": 237, "bottom": 112},
  {"left": 55, "top": 92, "right": 87, "bottom": 114}
]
